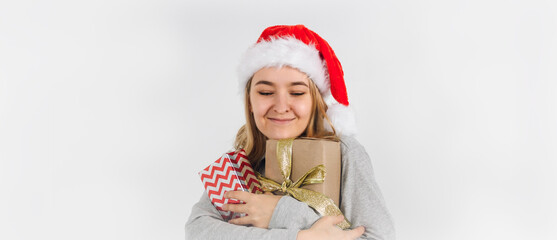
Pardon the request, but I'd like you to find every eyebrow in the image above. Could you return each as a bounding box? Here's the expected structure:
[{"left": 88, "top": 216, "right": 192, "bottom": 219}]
[{"left": 254, "top": 80, "right": 309, "bottom": 87}]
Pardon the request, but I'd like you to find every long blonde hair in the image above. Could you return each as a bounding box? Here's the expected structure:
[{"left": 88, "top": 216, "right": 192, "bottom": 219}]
[{"left": 234, "top": 73, "right": 339, "bottom": 168}]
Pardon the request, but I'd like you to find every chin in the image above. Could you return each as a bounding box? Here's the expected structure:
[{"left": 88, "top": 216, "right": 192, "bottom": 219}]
[{"left": 265, "top": 130, "right": 301, "bottom": 140}]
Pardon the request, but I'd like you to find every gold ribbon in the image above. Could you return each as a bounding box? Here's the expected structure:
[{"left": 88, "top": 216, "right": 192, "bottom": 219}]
[{"left": 256, "top": 138, "right": 351, "bottom": 229}]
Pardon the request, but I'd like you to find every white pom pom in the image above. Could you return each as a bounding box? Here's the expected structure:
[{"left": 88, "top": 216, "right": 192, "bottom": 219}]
[{"left": 325, "top": 103, "right": 357, "bottom": 136}]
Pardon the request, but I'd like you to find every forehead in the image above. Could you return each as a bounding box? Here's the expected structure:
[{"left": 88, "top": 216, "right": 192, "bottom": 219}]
[{"left": 251, "top": 66, "right": 310, "bottom": 86}]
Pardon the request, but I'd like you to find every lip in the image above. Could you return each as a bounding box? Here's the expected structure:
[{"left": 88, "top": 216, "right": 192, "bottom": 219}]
[{"left": 268, "top": 117, "right": 295, "bottom": 125}]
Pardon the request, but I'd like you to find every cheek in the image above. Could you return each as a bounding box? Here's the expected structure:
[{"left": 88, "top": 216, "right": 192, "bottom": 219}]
[
  {"left": 294, "top": 97, "right": 313, "bottom": 119},
  {"left": 249, "top": 95, "right": 269, "bottom": 118}
]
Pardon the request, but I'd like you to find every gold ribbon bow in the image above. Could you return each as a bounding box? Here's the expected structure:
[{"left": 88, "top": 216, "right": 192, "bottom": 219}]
[{"left": 256, "top": 138, "right": 351, "bottom": 229}]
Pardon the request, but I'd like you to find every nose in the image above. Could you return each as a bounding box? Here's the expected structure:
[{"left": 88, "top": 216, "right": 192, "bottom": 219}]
[{"left": 272, "top": 92, "right": 290, "bottom": 114}]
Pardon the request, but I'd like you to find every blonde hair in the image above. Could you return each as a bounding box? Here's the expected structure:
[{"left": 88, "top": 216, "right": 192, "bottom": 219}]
[{"left": 234, "top": 73, "right": 339, "bottom": 168}]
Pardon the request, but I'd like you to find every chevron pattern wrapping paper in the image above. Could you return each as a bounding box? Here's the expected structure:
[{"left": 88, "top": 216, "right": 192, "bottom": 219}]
[{"left": 199, "top": 150, "right": 262, "bottom": 220}]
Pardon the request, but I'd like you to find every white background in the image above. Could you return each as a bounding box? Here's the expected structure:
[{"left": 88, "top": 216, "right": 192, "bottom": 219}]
[{"left": 1, "top": 0, "right": 556, "bottom": 239}]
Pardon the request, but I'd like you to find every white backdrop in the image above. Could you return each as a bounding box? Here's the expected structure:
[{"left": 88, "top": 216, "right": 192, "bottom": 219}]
[{"left": 1, "top": 0, "right": 556, "bottom": 239}]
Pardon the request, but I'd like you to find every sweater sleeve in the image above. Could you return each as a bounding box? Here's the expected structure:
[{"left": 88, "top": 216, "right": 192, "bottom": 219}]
[
  {"left": 340, "top": 136, "right": 396, "bottom": 240},
  {"left": 268, "top": 195, "right": 321, "bottom": 229},
  {"left": 185, "top": 192, "right": 300, "bottom": 240}
]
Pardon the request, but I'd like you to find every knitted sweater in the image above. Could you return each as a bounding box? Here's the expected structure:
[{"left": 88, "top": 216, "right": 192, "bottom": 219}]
[{"left": 185, "top": 136, "right": 395, "bottom": 239}]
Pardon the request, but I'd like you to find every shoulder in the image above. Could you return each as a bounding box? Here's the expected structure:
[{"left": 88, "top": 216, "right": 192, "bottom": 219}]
[
  {"left": 339, "top": 135, "right": 366, "bottom": 156},
  {"left": 338, "top": 135, "right": 374, "bottom": 169}
]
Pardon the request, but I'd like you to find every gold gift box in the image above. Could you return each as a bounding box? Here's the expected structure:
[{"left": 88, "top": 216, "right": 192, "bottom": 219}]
[{"left": 265, "top": 138, "right": 341, "bottom": 207}]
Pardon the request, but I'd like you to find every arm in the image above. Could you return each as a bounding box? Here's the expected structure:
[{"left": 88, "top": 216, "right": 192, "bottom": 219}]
[
  {"left": 185, "top": 192, "right": 300, "bottom": 240},
  {"left": 268, "top": 195, "right": 321, "bottom": 229},
  {"left": 186, "top": 190, "right": 362, "bottom": 240},
  {"left": 339, "top": 136, "right": 396, "bottom": 240}
]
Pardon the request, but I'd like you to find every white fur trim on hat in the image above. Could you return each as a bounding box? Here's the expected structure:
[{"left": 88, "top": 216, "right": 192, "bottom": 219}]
[
  {"left": 237, "top": 37, "right": 329, "bottom": 95},
  {"left": 325, "top": 103, "right": 357, "bottom": 136}
]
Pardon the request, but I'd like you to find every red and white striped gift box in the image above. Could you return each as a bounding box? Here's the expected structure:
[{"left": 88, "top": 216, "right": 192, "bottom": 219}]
[{"left": 199, "top": 150, "right": 262, "bottom": 220}]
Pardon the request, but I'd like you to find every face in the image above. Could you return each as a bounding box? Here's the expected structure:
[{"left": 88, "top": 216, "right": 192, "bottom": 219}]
[{"left": 249, "top": 66, "right": 313, "bottom": 140}]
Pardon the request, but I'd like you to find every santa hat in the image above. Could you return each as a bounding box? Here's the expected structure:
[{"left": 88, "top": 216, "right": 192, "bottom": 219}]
[{"left": 238, "top": 25, "right": 356, "bottom": 136}]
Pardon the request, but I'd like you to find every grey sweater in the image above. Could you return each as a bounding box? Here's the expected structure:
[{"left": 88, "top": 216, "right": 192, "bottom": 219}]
[{"left": 185, "top": 136, "right": 395, "bottom": 240}]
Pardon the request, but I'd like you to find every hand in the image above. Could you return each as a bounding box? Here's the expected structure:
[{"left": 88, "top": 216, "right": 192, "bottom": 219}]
[
  {"left": 222, "top": 191, "right": 282, "bottom": 229},
  {"left": 297, "top": 215, "right": 365, "bottom": 240}
]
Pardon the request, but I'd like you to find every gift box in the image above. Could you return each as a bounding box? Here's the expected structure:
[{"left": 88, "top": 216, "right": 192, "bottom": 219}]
[
  {"left": 199, "top": 150, "right": 262, "bottom": 220},
  {"left": 265, "top": 138, "right": 341, "bottom": 207}
]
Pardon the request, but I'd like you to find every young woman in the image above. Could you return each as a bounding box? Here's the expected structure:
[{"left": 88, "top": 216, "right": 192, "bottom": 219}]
[{"left": 186, "top": 25, "right": 395, "bottom": 240}]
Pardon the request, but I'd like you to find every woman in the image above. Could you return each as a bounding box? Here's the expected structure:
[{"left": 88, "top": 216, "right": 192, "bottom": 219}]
[{"left": 186, "top": 25, "right": 395, "bottom": 240}]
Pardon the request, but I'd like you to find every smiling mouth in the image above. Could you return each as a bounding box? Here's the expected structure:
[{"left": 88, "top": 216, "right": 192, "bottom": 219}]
[{"left": 268, "top": 118, "right": 295, "bottom": 124}]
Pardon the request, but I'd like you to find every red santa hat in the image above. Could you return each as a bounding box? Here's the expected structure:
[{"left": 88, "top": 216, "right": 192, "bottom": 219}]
[{"left": 238, "top": 25, "right": 356, "bottom": 136}]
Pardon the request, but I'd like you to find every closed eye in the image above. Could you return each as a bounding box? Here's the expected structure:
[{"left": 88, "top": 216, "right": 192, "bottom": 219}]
[
  {"left": 291, "top": 92, "right": 306, "bottom": 96},
  {"left": 258, "top": 91, "right": 273, "bottom": 96}
]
